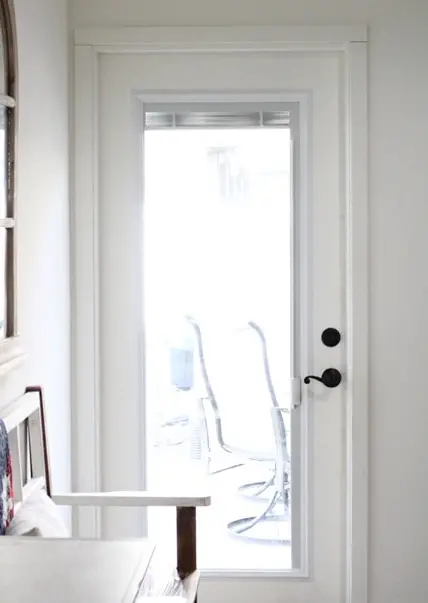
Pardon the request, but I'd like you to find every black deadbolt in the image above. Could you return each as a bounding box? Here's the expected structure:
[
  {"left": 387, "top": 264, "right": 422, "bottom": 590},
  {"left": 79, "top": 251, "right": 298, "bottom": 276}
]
[{"left": 321, "top": 327, "right": 341, "bottom": 348}]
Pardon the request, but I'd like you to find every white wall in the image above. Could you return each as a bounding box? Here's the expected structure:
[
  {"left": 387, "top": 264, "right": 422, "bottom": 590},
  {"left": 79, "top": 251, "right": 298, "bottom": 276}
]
[
  {"left": 15, "top": 0, "right": 70, "bottom": 496},
  {"left": 71, "top": 2, "right": 428, "bottom": 602}
]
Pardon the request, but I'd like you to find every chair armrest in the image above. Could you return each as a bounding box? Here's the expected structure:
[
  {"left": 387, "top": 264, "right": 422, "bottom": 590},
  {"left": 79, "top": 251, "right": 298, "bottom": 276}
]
[{"left": 52, "top": 491, "right": 211, "bottom": 508}]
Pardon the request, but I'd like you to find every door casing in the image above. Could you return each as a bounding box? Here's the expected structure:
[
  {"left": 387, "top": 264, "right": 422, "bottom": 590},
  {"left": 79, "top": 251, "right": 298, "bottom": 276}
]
[{"left": 73, "top": 25, "right": 368, "bottom": 603}]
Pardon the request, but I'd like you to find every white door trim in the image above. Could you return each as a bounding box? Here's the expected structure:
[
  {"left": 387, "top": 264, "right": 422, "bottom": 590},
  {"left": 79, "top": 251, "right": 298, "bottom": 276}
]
[
  {"left": 74, "top": 24, "right": 367, "bottom": 48},
  {"left": 73, "top": 26, "right": 368, "bottom": 603}
]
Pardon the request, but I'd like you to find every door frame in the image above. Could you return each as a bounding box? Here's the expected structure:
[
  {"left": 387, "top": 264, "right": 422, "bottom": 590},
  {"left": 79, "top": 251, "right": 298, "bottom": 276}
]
[{"left": 73, "top": 25, "right": 368, "bottom": 603}]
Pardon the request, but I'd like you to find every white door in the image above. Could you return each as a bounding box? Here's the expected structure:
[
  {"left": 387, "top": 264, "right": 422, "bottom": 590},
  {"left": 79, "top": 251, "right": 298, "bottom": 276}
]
[{"left": 96, "top": 47, "right": 347, "bottom": 603}]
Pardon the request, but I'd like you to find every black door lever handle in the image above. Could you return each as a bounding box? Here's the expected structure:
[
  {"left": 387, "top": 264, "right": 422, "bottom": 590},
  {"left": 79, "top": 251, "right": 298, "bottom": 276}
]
[{"left": 303, "top": 368, "right": 342, "bottom": 388}]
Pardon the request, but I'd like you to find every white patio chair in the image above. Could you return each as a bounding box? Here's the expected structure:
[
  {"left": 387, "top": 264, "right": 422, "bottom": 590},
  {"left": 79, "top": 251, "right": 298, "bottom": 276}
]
[{"left": 186, "top": 316, "right": 290, "bottom": 542}]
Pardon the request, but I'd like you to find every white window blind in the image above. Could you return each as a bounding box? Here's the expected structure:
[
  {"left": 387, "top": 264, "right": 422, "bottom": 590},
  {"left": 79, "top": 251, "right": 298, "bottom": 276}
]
[{"left": 144, "top": 108, "right": 291, "bottom": 130}]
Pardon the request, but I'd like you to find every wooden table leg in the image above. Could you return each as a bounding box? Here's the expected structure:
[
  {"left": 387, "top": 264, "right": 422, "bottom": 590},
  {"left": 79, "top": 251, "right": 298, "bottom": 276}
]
[
  {"left": 176, "top": 506, "right": 196, "bottom": 579},
  {"left": 177, "top": 506, "right": 198, "bottom": 602}
]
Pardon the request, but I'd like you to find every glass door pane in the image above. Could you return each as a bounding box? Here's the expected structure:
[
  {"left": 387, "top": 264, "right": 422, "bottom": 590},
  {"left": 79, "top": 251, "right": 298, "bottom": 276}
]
[{"left": 144, "top": 122, "right": 293, "bottom": 571}]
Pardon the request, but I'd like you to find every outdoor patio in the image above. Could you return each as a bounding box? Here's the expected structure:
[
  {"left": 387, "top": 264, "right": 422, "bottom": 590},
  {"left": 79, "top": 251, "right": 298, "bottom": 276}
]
[
  {"left": 147, "top": 420, "right": 292, "bottom": 571},
  {"left": 144, "top": 308, "right": 292, "bottom": 572}
]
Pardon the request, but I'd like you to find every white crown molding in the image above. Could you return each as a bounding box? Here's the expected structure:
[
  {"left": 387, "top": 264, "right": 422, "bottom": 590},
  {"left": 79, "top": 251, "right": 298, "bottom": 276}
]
[{"left": 74, "top": 25, "right": 368, "bottom": 51}]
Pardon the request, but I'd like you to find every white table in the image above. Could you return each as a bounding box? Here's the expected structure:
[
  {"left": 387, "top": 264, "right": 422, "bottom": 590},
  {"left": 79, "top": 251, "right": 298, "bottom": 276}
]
[{"left": 0, "top": 538, "right": 155, "bottom": 602}]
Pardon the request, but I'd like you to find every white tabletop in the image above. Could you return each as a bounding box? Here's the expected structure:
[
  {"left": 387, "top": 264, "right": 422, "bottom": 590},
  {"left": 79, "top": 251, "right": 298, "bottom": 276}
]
[{"left": 0, "top": 538, "right": 155, "bottom": 602}]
